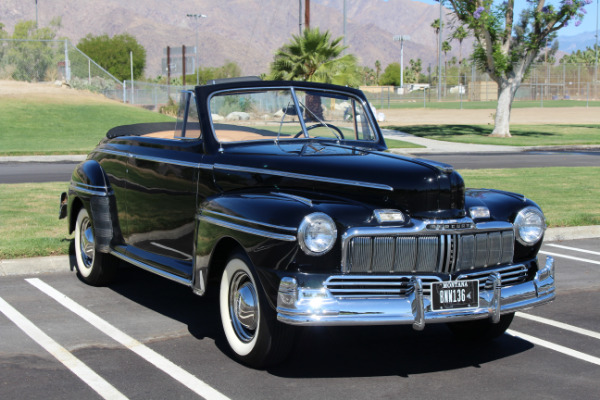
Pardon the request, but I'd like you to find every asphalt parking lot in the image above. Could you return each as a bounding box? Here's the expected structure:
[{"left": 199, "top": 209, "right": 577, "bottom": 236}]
[{"left": 1, "top": 238, "right": 599, "bottom": 400}]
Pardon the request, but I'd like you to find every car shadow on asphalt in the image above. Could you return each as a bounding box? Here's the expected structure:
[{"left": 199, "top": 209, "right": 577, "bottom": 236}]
[{"left": 105, "top": 264, "right": 533, "bottom": 377}]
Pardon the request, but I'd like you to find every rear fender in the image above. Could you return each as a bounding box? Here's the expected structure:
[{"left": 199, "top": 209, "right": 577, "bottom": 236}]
[{"left": 67, "top": 160, "right": 121, "bottom": 252}]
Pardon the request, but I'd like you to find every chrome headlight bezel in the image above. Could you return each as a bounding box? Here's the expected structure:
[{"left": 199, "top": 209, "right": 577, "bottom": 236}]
[
  {"left": 514, "top": 206, "right": 546, "bottom": 246},
  {"left": 298, "top": 212, "right": 337, "bottom": 256}
]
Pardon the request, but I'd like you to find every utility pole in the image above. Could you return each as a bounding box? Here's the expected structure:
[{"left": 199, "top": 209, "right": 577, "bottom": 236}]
[
  {"left": 299, "top": 0, "right": 302, "bottom": 34},
  {"left": 343, "top": 0, "right": 347, "bottom": 50},
  {"left": 35, "top": 0, "right": 39, "bottom": 28},
  {"left": 305, "top": 0, "right": 310, "bottom": 30},
  {"left": 186, "top": 13, "right": 207, "bottom": 86},
  {"left": 595, "top": 0, "right": 599, "bottom": 84}
]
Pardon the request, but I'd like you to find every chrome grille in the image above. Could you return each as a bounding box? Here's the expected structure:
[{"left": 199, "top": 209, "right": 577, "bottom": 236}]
[
  {"left": 457, "top": 264, "right": 529, "bottom": 289},
  {"left": 325, "top": 275, "right": 442, "bottom": 298},
  {"left": 344, "top": 230, "right": 514, "bottom": 274}
]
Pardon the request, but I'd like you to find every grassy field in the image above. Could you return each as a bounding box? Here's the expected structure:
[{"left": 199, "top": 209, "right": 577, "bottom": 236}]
[
  {"left": 0, "top": 98, "right": 174, "bottom": 155},
  {"left": 2, "top": 166, "right": 598, "bottom": 259},
  {"left": 384, "top": 124, "right": 600, "bottom": 146}
]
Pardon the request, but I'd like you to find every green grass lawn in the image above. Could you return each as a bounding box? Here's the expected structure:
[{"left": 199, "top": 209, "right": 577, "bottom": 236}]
[
  {"left": 0, "top": 98, "right": 174, "bottom": 155},
  {"left": 460, "top": 167, "right": 600, "bottom": 227},
  {"left": 384, "top": 124, "right": 600, "bottom": 146},
  {"left": 1, "top": 166, "right": 598, "bottom": 259}
]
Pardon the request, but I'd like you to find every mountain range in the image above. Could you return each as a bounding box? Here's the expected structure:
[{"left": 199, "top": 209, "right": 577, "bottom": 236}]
[{"left": 0, "top": 0, "right": 593, "bottom": 78}]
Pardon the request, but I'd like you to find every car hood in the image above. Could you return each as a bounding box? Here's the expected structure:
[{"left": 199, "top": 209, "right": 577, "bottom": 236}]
[{"left": 212, "top": 141, "right": 465, "bottom": 219}]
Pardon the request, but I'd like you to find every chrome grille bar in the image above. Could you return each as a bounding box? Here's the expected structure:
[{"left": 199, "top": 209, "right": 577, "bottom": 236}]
[{"left": 345, "top": 229, "right": 515, "bottom": 274}]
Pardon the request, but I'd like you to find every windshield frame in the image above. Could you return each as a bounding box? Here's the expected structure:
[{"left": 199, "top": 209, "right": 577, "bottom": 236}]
[{"left": 206, "top": 85, "right": 382, "bottom": 149}]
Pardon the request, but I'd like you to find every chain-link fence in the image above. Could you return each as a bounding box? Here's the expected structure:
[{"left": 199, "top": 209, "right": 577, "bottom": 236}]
[
  {"left": 364, "top": 62, "right": 599, "bottom": 109},
  {"left": 2, "top": 38, "right": 598, "bottom": 110},
  {"left": 0, "top": 38, "right": 124, "bottom": 100}
]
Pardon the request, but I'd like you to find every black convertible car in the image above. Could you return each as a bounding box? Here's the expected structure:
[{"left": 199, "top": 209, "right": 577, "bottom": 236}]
[{"left": 60, "top": 79, "right": 555, "bottom": 367}]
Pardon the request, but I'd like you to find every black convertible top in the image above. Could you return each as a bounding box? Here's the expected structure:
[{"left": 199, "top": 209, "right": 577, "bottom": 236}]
[{"left": 106, "top": 122, "right": 176, "bottom": 139}]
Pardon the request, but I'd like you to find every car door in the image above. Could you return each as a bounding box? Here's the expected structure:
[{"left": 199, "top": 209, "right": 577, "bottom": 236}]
[{"left": 124, "top": 91, "right": 204, "bottom": 279}]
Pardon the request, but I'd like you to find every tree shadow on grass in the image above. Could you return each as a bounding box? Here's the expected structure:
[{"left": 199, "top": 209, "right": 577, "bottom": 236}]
[{"left": 389, "top": 125, "right": 558, "bottom": 139}]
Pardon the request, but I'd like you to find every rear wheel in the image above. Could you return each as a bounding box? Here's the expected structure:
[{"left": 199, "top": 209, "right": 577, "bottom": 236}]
[
  {"left": 446, "top": 312, "right": 515, "bottom": 341},
  {"left": 219, "top": 252, "right": 295, "bottom": 368},
  {"left": 74, "top": 207, "right": 117, "bottom": 286}
]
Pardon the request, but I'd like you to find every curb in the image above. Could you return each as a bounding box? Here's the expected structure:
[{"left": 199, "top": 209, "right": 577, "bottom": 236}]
[
  {"left": 0, "top": 155, "right": 86, "bottom": 163},
  {"left": 1, "top": 226, "right": 598, "bottom": 278}
]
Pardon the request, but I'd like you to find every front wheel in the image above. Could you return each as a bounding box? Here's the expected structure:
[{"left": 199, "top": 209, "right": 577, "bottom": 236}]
[
  {"left": 74, "top": 207, "right": 117, "bottom": 286},
  {"left": 446, "top": 312, "right": 515, "bottom": 341},
  {"left": 219, "top": 252, "right": 295, "bottom": 368}
]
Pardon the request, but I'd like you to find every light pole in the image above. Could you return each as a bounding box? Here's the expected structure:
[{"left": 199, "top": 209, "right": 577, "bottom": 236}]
[
  {"left": 186, "top": 13, "right": 207, "bottom": 86},
  {"left": 595, "top": 0, "right": 599, "bottom": 84},
  {"left": 393, "top": 35, "right": 410, "bottom": 93},
  {"left": 438, "top": 0, "right": 443, "bottom": 101},
  {"left": 35, "top": 0, "right": 38, "bottom": 28}
]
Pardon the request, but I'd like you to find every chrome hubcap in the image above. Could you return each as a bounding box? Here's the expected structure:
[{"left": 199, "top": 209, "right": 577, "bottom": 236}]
[
  {"left": 79, "top": 216, "right": 94, "bottom": 268},
  {"left": 229, "top": 271, "right": 258, "bottom": 342}
]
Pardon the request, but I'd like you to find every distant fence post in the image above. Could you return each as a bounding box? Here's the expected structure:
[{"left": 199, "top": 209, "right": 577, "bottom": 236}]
[
  {"left": 64, "top": 39, "right": 71, "bottom": 82},
  {"left": 123, "top": 81, "right": 127, "bottom": 103}
]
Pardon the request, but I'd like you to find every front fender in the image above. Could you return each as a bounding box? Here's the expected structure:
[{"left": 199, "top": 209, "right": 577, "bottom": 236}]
[
  {"left": 465, "top": 188, "right": 544, "bottom": 261},
  {"left": 193, "top": 191, "right": 373, "bottom": 299}
]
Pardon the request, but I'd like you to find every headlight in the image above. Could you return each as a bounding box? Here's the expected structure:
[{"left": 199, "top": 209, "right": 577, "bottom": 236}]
[
  {"left": 298, "top": 213, "right": 337, "bottom": 255},
  {"left": 514, "top": 206, "right": 546, "bottom": 245}
]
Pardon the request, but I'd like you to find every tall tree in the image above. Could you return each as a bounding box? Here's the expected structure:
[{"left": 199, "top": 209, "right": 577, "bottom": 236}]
[
  {"left": 375, "top": 60, "right": 381, "bottom": 83},
  {"left": 77, "top": 33, "right": 146, "bottom": 81},
  {"left": 269, "top": 27, "right": 358, "bottom": 85},
  {"left": 444, "top": 0, "right": 591, "bottom": 137},
  {"left": 451, "top": 25, "right": 469, "bottom": 65}
]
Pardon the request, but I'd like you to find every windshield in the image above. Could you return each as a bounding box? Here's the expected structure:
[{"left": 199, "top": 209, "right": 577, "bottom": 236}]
[{"left": 208, "top": 88, "right": 378, "bottom": 144}]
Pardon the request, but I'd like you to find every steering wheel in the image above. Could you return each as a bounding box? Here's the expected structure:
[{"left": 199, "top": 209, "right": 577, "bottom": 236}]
[{"left": 294, "top": 123, "right": 345, "bottom": 139}]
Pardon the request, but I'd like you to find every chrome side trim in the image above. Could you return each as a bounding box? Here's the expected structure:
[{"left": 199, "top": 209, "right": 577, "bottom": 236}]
[
  {"left": 110, "top": 251, "right": 192, "bottom": 287},
  {"left": 95, "top": 149, "right": 212, "bottom": 170},
  {"left": 198, "top": 215, "right": 297, "bottom": 242},
  {"left": 130, "top": 153, "right": 212, "bottom": 169},
  {"left": 70, "top": 182, "right": 110, "bottom": 197},
  {"left": 94, "top": 148, "right": 128, "bottom": 158},
  {"left": 201, "top": 210, "right": 297, "bottom": 232},
  {"left": 271, "top": 192, "right": 313, "bottom": 207},
  {"left": 214, "top": 163, "right": 394, "bottom": 192}
]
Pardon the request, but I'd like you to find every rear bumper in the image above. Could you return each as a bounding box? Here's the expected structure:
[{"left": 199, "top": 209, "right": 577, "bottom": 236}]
[{"left": 276, "top": 257, "right": 555, "bottom": 329}]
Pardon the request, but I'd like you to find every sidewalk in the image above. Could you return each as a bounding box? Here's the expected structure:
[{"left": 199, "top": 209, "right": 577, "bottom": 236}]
[{"left": 381, "top": 129, "right": 600, "bottom": 154}]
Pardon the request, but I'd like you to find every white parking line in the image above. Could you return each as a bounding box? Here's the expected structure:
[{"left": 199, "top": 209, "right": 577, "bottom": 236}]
[
  {"left": 0, "top": 296, "right": 128, "bottom": 400},
  {"left": 516, "top": 312, "right": 600, "bottom": 340},
  {"left": 26, "top": 278, "right": 231, "bottom": 400},
  {"left": 539, "top": 251, "right": 600, "bottom": 265},
  {"left": 546, "top": 244, "right": 600, "bottom": 257},
  {"left": 507, "top": 329, "right": 600, "bottom": 366}
]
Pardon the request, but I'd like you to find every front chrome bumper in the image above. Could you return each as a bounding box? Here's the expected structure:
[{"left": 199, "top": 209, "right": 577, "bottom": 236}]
[{"left": 276, "top": 257, "right": 555, "bottom": 329}]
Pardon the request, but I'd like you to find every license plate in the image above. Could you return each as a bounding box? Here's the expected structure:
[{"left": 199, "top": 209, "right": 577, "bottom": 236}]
[{"left": 431, "top": 280, "right": 479, "bottom": 311}]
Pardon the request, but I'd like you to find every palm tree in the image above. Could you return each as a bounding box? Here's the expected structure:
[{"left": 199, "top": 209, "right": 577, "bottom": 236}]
[
  {"left": 270, "top": 28, "right": 358, "bottom": 120},
  {"left": 451, "top": 25, "right": 468, "bottom": 66},
  {"left": 375, "top": 60, "right": 381, "bottom": 84},
  {"left": 270, "top": 27, "right": 357, "bottom": 84}
]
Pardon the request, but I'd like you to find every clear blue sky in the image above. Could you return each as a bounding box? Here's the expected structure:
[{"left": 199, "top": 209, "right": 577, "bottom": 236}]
[{"left": 409, "top": 0, "right": 599, "bottom": 37}]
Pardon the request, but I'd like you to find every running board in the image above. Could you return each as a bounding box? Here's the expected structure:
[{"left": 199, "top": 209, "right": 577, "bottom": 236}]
[{"left": 110, "top": 250, "right": 192, "bottom": 287}]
